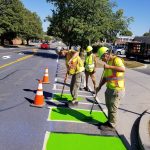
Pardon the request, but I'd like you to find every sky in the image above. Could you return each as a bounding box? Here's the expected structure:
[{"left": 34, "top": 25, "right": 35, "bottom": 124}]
[{"left": 21, "top": 0, "right": 150, "bottom": 36}]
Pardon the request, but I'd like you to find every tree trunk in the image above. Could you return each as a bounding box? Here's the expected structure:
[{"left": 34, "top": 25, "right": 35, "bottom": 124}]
[
  {"left": 0, "top": 36, "right": 5, "bottom": 45},
  {"left": 26, "top": 39, "right": 29, "bottom": 45}
]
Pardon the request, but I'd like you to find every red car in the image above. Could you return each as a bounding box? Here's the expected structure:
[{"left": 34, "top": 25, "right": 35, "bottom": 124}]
[{"left": 40, "top": 42, "right": 50, "bottom": 49}]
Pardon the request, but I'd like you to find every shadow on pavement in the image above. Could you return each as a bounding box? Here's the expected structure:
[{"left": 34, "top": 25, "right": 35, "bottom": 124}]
[
  {"left": 130, "top": 115, "right": 143, "bottom": 150},
  {"left": 23, "top": 89, "right": 52, "bottom": 100}
]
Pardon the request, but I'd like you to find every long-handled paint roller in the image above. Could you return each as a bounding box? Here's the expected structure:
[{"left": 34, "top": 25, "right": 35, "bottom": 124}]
[
  {"left": 84, "top": 64, "right": 106, "bottom": 122},
  {"left": 89, "top": 68, "right": 105, "bottom": 115}
]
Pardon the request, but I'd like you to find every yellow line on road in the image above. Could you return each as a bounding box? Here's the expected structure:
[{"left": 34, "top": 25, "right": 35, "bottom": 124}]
[
  {"left": 0, "top": 48, "right": 38, "bottom": 69},
  {"left": 0, "top": 55, "right": 33, "bottom": 69}
]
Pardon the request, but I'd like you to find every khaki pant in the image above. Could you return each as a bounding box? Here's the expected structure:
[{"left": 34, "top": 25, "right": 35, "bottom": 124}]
[
  {"left": 70, "top": 72, "right": 85, "bottom": 100},
  {"left": 105, "top": 88, "right": 125, "bottom": 127}
]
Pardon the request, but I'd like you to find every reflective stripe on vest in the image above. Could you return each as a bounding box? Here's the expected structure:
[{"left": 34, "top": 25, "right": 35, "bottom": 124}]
[
  {"left": 85, "top": 54, "right": 94, "bottom": 72},
  {"left": 105, "top": 57, "right": 124, "bottom": 87},
  {"left": 106, "top": 76, "right": 124, "bottom": 81}
]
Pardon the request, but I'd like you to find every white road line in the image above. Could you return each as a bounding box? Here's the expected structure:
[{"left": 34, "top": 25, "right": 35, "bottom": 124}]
[
  {"left": 42, "top": 131, "right": 51, "bottom": 150},
  {"left": 49, "top": 106, "right": 102, "bottom": 112},
  {"left": 47, "top": 108, "right": 52, "bottom": 121},
  {"left": 53, "top": 84, "right": 56, "bottom": 90},
  {"left": 47, "top": 120, "right": 87, "bottom": 123},
  {"left": 55, "top": 78, "right": 57, "bottom": 82},
  {"left": 52, "top": 88, "right": 91, "bottom": 94},
  {"left": 52, "top": 92, "right": 94, "bottom": 98}
]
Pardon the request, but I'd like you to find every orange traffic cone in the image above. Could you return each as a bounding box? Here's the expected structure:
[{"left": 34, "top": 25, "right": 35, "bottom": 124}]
[
  {"left": 42, "top": 67, "right": 50, "bottom": 84},
  {"left": 31, "top": 80, "right": 45, "bottom": 107}
]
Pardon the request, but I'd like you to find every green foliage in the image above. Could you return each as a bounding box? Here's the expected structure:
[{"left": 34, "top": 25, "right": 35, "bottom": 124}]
[
  {"left": 0, "top": 0, "right": 43, "bottom": 45},
  {"left": 120, "top": 30, "right": 133, "bottom": 36},
  {"left": 42, "top": 35, "right": 52, "bottom": 41},
  {"left": 143, "top": 32, "right": 150, "bottom": 36},
  {"left": 46, "top": 0, "right": 132, "bottom": 48}
]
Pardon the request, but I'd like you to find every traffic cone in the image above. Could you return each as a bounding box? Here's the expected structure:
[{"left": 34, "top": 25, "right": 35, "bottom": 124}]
[
  {"left": 42, "top": 67, "right": 50, "bottom": 84},
  {"left": 31, "top": 80, "right": 45, "bottom": 107}
]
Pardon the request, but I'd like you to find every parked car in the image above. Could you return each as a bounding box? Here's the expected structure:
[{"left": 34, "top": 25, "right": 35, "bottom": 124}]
[
  {"left": 40, "top": 42, "right": 50, "bottom": 49},
  {"left": 112, "top": 45, "right": 126, "bottom": 55}
]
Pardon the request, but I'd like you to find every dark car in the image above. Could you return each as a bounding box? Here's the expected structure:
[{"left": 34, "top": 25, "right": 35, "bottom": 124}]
[{"left": 40, "top": 42, "right": 50, "bottom": 49}]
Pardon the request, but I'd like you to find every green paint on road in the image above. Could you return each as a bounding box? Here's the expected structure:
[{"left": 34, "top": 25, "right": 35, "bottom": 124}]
[
  {"left": 53, "top": 93, "right": 83, "bottom": 101},
  {"left": 45, "top": 132, "right": 127, "bottom": 150},
  {"left": 49, "top": 107, "right": 107, "bottom": 124}
]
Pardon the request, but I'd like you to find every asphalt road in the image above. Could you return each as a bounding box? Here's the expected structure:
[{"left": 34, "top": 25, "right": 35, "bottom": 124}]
[
  {"left": 133, "top": 61, "right": 150, "bottom": 75},
  {"left": 0, "top": 47, "right": 58, "bottom": 150}
]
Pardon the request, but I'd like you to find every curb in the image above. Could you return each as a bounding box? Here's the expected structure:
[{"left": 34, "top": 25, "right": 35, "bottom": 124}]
[
  {"left": 138, "top": 109, "right": 150, "bottom": 150},
  {"left": 133, "top": 64, "right": 147, "bottom": 69}
]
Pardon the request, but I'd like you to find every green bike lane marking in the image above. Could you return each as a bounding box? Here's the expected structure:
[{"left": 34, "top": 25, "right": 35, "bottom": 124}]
[
  {"left": 43, "top": 107, "right": 127, "bottom": 150},
  {"left": 52, "top": 93, "right": 83, "bottom": 101},
  {"left": 42, "top": 61, "right": 126, "bottom": 149},
  {"left": 47, "top": 107, "right": 107, "bottom": 124},
  {"left": 43, "top": 132, "right": 126, "bottom": 150}
]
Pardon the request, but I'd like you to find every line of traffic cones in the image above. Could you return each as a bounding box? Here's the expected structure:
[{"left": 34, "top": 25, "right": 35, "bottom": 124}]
[{"left": 31, "top": 67, "right": 50, "bottom": 108}]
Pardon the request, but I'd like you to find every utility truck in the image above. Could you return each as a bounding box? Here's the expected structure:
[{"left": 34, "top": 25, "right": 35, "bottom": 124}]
[{"left": 126, "top": 41, "right": 150, "bottom": 61}]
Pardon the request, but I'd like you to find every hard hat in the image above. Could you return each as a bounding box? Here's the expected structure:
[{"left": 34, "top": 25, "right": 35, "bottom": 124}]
[
  {"left": 97, "top": 47, "right": 109, "bottom": 59},
  {"left": 86, "top": 46, "right": 93, "bottom": 52}
]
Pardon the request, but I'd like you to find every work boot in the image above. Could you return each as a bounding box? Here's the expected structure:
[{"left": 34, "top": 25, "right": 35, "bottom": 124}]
[
  {"left": 99, "top": 125, "right": 115, "bottom": 131},
  {"left": 72, "top": 99, "right": 78, "bottom": 105},
  {"left": 79, "top": 87, "right": 85, "bottom": 91},
  {"left": 84, "top": 87, "right": 90, "bottom": 92},
  {"left": 98, "top": 122, "right": 115, "bottom": 131},
  {"left": 92, "top": 90, "right": 96, "bottom": 94},
  {"left": 68, "top": 99, "right": 78, "bottom": 107}
]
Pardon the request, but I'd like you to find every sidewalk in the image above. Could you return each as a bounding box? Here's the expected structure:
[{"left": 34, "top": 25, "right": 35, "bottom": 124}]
[{"left": 88, "top": 67, "right": 150, "bottom": 150}]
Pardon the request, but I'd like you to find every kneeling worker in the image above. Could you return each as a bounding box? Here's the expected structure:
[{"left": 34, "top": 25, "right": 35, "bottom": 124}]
[
  {"left": 57, "top": 47, "right": 85, "bottom": 105},
  {"left": 96, "top": 47, "right": 125, "bottom": 130},
  {"left": 84, "top": 46, "right": 97, "bottom": 93}
]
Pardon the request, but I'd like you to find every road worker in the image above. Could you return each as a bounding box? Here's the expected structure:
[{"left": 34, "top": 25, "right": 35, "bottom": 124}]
[
  {"left": 57, "top": 47, "right": 85, "bottom": 106},
  {"left": 84, "top": 46, "right": 97, "bottom": 93},
  {"left": 96, "top": 46, "right": 125, "bottom": 130}
]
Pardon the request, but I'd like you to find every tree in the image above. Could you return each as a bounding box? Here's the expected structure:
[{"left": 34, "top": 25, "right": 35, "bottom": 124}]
[
  {"left": 0, "top": 0, "right": 25, "bottom": 45},
  {"left": 46, "top": 0, "right": 133, "bottom": 49},
  {"left": 0, "top": 0, "right": 43, "bottom": 45},
  {"left": 20, "top": 9, "right": 43, "bottom": 45},
  {"left": 120, "top": 30, "right": 133, "bottom": 36},
  {"left": 143, "top": 29, "right": 150, "bottom": 36}
]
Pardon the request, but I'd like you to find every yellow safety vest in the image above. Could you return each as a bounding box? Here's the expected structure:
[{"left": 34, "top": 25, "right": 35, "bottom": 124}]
[
  {"left": 104, "top": 56, "right": 125, "bottom": 91},
  {"left": 85, "top": 54, "right": 95, "bottom": 72},
  {"left": 67, "top": 56, "right": 84, "bottom": 75}
]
